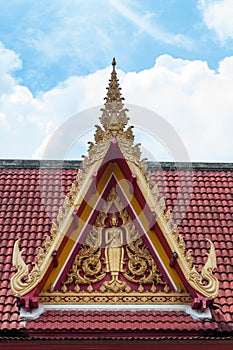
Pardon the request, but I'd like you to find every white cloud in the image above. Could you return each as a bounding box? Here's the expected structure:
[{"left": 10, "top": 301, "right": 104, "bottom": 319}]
[
  {"left": 0, "top": 42, "right": 22, "bottom": 94},
  {"left": 32, "top": 132, "right": 53, "bottom": 159},
  {"left": 0, "top": 41, "right": 111, "bottom": 159},
  {"left": 123, "top": 54, "right": 233, "bottom": 161},
  {"left": 110, "top": 0, "right": 194, "bottom": 49},
  {"left": 0, "top": 112, "right": 10, "bottom": 130},
  {"left": 1, "top": 42, "right": 233, "bottom": 162},
  {"left": 0, "top": 42, "right": 21, "bottom": 73},
  {"left": 198, "top": 0, "right": 233, "bottom": 42}
]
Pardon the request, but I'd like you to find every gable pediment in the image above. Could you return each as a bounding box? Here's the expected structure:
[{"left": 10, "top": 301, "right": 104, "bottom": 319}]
[
  {"left": 38, "top": 186, "right": 190, "bottom": 305},
  {"left": 11, "top": 59, "right": 219, "bottom": 313}
]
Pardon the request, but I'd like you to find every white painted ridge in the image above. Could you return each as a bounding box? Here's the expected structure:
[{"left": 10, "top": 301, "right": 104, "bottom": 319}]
[{"left": 20, "top": 303, "right": 212, "bottom": 324}]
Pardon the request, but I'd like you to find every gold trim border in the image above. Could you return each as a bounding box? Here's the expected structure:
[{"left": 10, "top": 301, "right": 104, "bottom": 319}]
[{"left": 39, "top": 292, "right": 192, "bottom": 305}]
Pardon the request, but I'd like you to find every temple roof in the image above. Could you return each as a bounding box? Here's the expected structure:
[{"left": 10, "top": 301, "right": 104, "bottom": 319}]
[
  {"left": 0, "top": 161, "right": 233, "bottom": 339},
  {"left": 0, "top": 60, "right": 232, "bottom": 342}
]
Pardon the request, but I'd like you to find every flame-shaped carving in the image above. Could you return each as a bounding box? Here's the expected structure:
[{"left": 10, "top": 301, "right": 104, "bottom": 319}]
[
  {"left": 123, "top": 238, "right": 167, "bottom": 288},
  {"left": 62, "top": 245, "right": 106, "bottom": 290},
  {"left": 11, "top": 239, "right": 40, "bottom": 297},
  {"left": 188, "top": 239, "right": 219, "bottom": 298}
]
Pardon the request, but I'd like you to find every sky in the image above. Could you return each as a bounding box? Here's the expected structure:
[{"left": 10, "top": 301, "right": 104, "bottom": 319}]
[{"left": 0, "top": 0, "right": 233, "bottom": 162}]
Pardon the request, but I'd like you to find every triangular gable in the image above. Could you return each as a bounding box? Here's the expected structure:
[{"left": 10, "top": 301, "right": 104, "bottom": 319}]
[{"left": 11, "top": 58, "right": 219, "bottom": 313}]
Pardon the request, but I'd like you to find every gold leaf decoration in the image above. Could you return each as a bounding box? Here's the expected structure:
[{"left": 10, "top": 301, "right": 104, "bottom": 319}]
[
  {"left": 61, "top": 190, "right": 169, "bottom": 295},
  {"left": 188, "top": 239, "right": 219, "bottom": 298},
  {"left": 123, "top": 237, "right": 167, "bottom": 287},
  {"left": 11, "top": 239, "right": 41, "bottom": 297}
]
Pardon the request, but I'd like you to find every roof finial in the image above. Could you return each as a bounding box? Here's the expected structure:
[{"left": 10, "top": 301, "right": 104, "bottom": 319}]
[
  {"left": 105, "top": 57, "right": 124, "bottom": 104},
  {"left": 112, "top": 57, "right": 116, "bottom": 71},
  {"left": 98, "top": 58, "right": 129, "bottom": 137}
]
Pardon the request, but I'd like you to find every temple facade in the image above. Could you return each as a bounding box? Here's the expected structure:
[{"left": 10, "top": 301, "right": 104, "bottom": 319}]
[{"left": 0, "top": 60, "right": 232, "bottom": 348}]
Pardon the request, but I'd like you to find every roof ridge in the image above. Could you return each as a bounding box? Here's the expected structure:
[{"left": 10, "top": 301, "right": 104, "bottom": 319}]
[{"left": 0, "top": 159, "right": 233, "bottom": 170}]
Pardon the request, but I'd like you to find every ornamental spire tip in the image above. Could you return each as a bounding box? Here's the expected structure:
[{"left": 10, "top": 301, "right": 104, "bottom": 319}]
[
  {"left": 112, "top": 57, "right": 116, "bottom": 70},
  {"left": 104, "top": 57, "right": 123, "bottom": 104}
]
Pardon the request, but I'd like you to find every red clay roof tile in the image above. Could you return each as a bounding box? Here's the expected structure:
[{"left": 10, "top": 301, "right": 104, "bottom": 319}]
[{"left": 0, "top": 163, "right": 232, "bottom": 339}]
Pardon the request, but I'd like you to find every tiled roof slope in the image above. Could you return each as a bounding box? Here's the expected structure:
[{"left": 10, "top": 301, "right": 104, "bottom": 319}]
[
  {"left": 26, "top": 310, "right": 218, "bottom": 339},
  {"left": 0, "top": 160, "right": 232, "bottom": 340}
]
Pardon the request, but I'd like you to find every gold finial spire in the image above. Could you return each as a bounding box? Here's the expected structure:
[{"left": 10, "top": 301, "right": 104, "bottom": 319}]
[
  {"left": 99, "top": 58, "right": 128, "bottom": 136},
  {"left": 105, "top": 57, "right": 124, "bottom": 104},
  {"left": 112, "top": 57, "right": 116, "bottom": 70}
]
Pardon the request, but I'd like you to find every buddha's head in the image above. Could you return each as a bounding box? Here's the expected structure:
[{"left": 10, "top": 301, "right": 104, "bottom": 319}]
[{"left": 110, "top": 213, "right": 118, "bottom": 227}]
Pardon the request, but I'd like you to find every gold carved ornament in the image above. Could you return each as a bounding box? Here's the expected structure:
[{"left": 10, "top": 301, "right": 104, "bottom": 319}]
[
  {"left": 53, "top": 58, "right": 219, "bottom": 301},
  {"left": 59, "top": 189, "right": 170, "bottom": 297},
  {"left": 10, "top": 196, "right": 75, "bottom": 297},
  {"left": 123, "top": 236, "right": 167, "bottom": 293},
  {"left": 100, "top": 213, "right": 130, "bottom": 293},
  {"left": 76, "top": 58, "right": 147, "bottom": 191},
  {"left": 11, "top": 239, "right": 40, "bottom": 297},
  {"left": 62, "top": 242, "right": 106, "bottom": 293},
  {"left": 11, "top": 60, "right": 219, "bottom": 303},
  {"left": 188, "top": 238, "right": 219, "bottom": 296}
]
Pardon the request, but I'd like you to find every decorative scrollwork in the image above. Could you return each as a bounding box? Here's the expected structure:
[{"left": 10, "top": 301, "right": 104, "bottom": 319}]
[
  {"left": 50, "top": 222, "right": 58, "bottom": 240},
  {"left": 188, "top": 239, "right": 219, "bottom": 298},
  {"left": 70, "top": 183, "right": 79, "bottom": 205},
  {"left": 123, "top": 238, "right": 167, "bottom": 290},
  {"left": 11, "top": 239, "right": 41, "bottom": 297},
  {"left": 62, "top": 225, "right": 106, "bottom": 292},
  {"left": 62, "top": 244, "right": 106, "bottom": 291},
  {"left": 39, "top": 292, "right": 192, "bottom": 305},
  {"left": 37, "top": 247, "right": 45, "bottom": 267},
  {"left": 62, "top": 193, "right": 169, "bottom": 295}
]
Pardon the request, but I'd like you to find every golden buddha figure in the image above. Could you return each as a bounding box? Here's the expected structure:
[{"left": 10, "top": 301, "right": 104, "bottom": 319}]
[{"left": 104, "top": 213, "right": 125, "bottom": 287}]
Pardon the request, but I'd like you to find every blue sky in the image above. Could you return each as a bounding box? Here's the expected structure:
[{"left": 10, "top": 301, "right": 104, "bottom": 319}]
[
  {"left": 0, "top": 0, "right": 231, "bottom": 92},
  {"left": 1, "top": 0, "right": 233, "bottom": 161}
]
